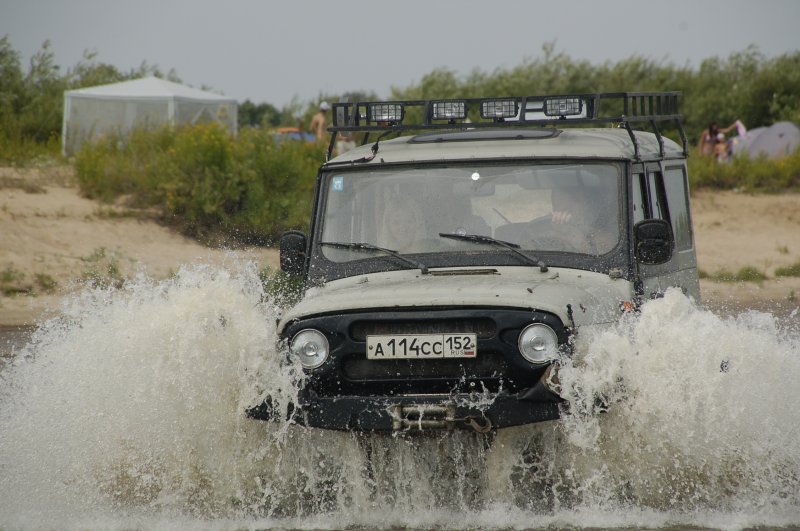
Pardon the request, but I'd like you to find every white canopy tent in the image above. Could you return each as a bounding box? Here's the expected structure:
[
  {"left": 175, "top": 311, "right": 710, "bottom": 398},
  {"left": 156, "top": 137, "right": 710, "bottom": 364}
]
[{"left": 62, "top": 77, "right": 237, "bottom": 155}]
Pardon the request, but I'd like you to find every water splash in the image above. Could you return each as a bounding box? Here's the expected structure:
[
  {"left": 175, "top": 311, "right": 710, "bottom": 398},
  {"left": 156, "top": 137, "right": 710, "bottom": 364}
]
[
  {"left": 498, "top": 289, "right": 800, "bottom": 520},
  {"left": 0, "top": 261, "right": 297, "bottom": 525},
  {"left": 0, "top": 266, "right": 798, "bottom": 530}
]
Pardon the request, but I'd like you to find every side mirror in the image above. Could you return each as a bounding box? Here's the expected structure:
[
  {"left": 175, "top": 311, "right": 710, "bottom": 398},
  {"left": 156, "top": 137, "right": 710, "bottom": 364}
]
[
  {"left": 634, "top": 219, "right": 674, "bottom": 265},
  {"left": 280, "top": 230, "right": 307, "bottom": 276}
]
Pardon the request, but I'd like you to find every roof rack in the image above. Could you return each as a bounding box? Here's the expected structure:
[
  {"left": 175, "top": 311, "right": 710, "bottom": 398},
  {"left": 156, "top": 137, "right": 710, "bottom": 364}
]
[{"left": 327, "top": 91, "right": 687, "bottom": 161}]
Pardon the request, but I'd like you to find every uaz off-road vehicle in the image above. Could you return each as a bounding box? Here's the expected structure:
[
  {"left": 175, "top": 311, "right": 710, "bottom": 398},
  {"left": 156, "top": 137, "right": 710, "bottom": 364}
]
[{"left": 250, "top": 92, "right": 699, "bottom": 432}]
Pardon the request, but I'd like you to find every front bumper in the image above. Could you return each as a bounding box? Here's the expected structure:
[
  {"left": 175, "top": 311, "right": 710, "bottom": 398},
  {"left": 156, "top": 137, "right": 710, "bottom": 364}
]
[
  {"left": 248, "top": 379, "right": 563, "bottom": 432},
  {"left": 253, "top": 307, "right": 570, "bottom": 431}
]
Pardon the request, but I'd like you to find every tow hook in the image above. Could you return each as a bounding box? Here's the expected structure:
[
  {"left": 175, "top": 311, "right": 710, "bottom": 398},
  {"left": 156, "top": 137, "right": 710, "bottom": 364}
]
[
  {"left": 390, "top": 404, "right": 457, "bottom": 431},
  {"left": 464, "top": 416, "right": 493, "bottom": 433},
  {"left": 389, "top": 404, "right": 493, "bottom": 433}
]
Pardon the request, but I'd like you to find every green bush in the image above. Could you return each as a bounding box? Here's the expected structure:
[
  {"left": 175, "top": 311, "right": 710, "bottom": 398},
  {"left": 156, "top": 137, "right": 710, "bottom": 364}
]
[
  {"left": 80, "top": 247, "right": 124, "bottom": 289},
  {"left": 775, "top": 261, "right": 800, "bottom": 278},
  {"left": 260, "top": 267, "right": 305, "bottom": 308},
  {"left": 0, "top": 130, "right": 62, "bottom": 166},
  {"left": 688, "top": 147, "right": 800, "bottom": 191},
  {"left": 229, "top": 130, "right": 322, "bottom": 241},
  {"left": 0, "top": 266, "right": 30, "bottom": 295},
  {"left": 73, "top": 134, "right": 121, "bottom": 201},
  {"left": 0, "top": 267, "right": 56, "bottom": 295},
  {"left": 74, "top": 124, "right": 324, "bottom": 243},
  {"left": 707, "top": 266, "right": 768, "bottom": 283}
]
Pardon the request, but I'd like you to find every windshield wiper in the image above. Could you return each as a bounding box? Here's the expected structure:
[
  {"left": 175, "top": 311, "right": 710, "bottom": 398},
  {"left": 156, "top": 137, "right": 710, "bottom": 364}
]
[
  {"left": 319, "top": 241, "right": 429, "bottom": 275},
  {"left": 438, "top": 233, "right": 547, "bottom": 272}
]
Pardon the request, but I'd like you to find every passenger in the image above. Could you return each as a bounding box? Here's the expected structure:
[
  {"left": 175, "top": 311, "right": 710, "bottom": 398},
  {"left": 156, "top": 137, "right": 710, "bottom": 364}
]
[
  {"left": 424, "top": 181, "right": 490, "bottom": 238},
  {"left": 380, "top": 195, "right": 428, "bottom": 252}
]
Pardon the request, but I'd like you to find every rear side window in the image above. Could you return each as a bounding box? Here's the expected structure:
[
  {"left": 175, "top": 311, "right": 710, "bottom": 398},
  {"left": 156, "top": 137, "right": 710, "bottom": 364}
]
[
  {"left": 663, "top": 166, "right": 693, "bottom": 251},
  {"left": 632, "top": 169, "right": 668, "bottom": 222},
  {"left": 647, "top": 170, "right": 668, "bottom": 221},
  {"left": 631, "top": 173, "right": 647, "bottom": 225}
]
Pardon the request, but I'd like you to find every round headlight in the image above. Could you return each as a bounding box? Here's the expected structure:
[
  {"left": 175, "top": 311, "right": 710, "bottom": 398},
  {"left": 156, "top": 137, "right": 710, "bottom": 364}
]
[
  {"left": 518, "top": 323, "right": 559, "bottom": 364},
  {"left": 290, "top": 329, "right": 329, "bottom": 369}
]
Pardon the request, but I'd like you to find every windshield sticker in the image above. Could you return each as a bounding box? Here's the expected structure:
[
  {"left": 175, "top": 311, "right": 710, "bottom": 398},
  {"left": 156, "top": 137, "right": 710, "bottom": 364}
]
[{"left": 332, "top": 175, "right": 344, "bottom": 192}]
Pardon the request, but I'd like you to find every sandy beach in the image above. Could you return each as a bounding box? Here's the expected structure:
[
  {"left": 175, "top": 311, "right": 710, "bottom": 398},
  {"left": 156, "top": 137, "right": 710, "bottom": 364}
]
[
  {"left": 0, "top": 166, "right": 279, "bottom": 326},
  {"left": 2, "top": 166, "right": 799, "bottom": 326}
]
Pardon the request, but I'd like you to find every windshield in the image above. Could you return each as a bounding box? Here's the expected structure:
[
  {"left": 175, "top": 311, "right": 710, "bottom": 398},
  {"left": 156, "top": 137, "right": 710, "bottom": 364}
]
[{"left": 318, "top": 162, "right": 622, "bottom": 267}]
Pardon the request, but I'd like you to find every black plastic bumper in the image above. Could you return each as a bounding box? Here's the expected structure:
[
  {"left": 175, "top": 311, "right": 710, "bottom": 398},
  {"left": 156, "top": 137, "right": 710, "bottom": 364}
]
[{"left": 249, "top": 380, "right": 563, "bottom": 432}]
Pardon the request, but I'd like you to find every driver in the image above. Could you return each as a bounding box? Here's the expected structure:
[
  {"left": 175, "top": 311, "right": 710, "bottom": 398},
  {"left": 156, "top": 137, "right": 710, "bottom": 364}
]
[
  {"left": 546, "top": 186, "right": 594, "bottom": 252},
  {"left": 551, "top": 186, "right": 591, "bottom": 225},
  {"left": 549, "top": 185, "right": 617, "bottom": 254}
]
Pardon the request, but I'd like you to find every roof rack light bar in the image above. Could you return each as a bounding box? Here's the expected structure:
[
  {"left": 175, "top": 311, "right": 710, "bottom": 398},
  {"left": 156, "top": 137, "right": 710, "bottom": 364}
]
[{"left": 327, "top": 92, "right": 686, "bottom": 160}]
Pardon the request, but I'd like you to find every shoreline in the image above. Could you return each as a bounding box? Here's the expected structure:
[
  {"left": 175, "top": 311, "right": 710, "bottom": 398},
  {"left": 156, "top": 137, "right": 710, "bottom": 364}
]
[{"left": 2, "top": 166, "right": 799, "bottom": 328}]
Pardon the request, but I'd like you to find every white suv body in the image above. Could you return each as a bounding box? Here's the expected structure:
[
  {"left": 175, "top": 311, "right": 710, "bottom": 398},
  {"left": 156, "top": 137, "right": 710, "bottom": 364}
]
[{"left": 251, "top": 93, "right": 699, "bottom": 432}]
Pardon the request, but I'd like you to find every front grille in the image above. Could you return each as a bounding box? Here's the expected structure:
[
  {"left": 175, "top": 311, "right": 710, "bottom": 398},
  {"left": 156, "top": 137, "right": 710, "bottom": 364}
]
[
  {"left": 342, "top": 350, "right": 511, "bottom": 381},
  {"left": 350, "top": 317, "right": 496, "bottom": 340},
  {"left": 285, "top": 308, "right": 567, "bottom": 396}
]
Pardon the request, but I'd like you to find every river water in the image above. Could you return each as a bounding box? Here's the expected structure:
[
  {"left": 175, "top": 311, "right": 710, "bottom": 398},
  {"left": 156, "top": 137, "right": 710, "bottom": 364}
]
[{"left": 1, "top": 262, "right": 798, "bottom": 530}]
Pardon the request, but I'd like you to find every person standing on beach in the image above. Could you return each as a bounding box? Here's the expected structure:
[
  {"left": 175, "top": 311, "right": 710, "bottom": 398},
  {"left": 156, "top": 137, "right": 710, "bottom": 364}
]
[
  {"left": 309, "top": 102, "right": 330, "bottom": 143},
  {"left": 699, "top": 121, "right": 736, "bottom": 156}
]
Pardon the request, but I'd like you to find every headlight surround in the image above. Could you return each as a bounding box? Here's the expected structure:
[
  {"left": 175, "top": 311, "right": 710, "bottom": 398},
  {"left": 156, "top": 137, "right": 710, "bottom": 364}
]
[
  {"left": 290, "top": 329, "right": 330, "bottom": 369},
  {"left": 518, "top": 323, "right": 559, "bottom": 364}
]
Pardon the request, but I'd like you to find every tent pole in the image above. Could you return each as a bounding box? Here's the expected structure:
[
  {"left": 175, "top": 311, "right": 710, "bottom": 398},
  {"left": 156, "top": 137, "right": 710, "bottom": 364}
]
[
  {"left": 168, "top": 98, "right": 176, "bottom": 127},
  {"left": 62, "top": 93, "right": 70, "bottom": 156}
]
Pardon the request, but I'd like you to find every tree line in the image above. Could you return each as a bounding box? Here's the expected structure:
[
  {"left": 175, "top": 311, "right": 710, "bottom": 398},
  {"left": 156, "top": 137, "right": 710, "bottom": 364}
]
[
  {"left": 388, "top": 43, "right": 800, "bottom": 144},
  {"left": 2, "top": 36, "right": 798, "bottom": 158}
]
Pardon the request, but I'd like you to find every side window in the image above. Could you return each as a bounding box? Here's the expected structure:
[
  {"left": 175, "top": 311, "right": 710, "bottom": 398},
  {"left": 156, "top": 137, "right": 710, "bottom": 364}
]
[
  {"left": 631, "top": 173, "right": 647, "bottom": 225},
  {"left": 663, "top": 166, "right": 693, "bottom": 251},
  {"left": 647, "top": 170, "right": 668, "bottom": 221},
  {"left": 634, "top": 168, "right": 669, "bottom": 222}
]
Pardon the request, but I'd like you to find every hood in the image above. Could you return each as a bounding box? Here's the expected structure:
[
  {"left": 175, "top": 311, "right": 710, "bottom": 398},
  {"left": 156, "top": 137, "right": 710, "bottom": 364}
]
[{"left": 279, "top": 266, "right": 634, "bottom": 332}]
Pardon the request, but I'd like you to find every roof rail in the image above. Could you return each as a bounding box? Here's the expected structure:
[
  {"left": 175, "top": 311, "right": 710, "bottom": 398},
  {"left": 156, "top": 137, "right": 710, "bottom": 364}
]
[{"left": 326, "top": 92, "right": 687, "bottom": 161}]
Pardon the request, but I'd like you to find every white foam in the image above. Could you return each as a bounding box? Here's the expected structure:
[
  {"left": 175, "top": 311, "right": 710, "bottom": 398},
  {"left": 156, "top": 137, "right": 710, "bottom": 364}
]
[{"left": 1, "top": 270, "right": 798, "bottom": 529}]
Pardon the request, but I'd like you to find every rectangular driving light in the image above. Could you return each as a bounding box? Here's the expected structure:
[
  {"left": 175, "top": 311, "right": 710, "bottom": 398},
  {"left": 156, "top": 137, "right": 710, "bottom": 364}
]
[
  {"left": 543, "top": 97, "right": 583, "bottom": 117},
  {"left": 367, "top": 103, "right": 404, "bottom": 124},
  {"left": 480, "top": 99, "right": 519, "bottom": 120},
  {"left": 431, "top": 101, "right": 466, "bottom": 120}
]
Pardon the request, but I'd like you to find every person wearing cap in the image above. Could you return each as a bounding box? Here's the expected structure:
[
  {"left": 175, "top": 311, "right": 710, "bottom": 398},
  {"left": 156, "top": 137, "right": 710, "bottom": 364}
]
[{"left": 309, "top": 102, "right": 330, "bottom": 144}]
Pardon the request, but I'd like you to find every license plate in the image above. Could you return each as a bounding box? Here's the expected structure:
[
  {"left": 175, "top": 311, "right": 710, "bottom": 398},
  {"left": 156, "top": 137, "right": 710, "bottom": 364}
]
[{"left": 366, "top": 334, "right": 477, "bottom": 359}]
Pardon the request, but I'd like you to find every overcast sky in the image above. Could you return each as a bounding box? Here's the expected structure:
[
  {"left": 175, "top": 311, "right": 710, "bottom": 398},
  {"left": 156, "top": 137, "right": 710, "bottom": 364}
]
[{"left": 2, "top": 0, "right": 799, "bottom": 107}]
